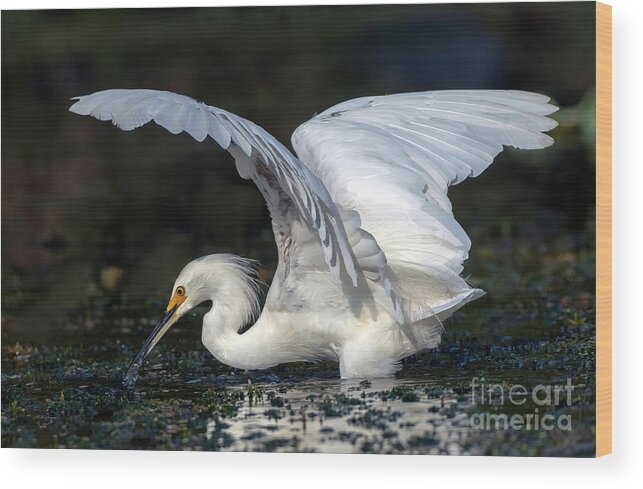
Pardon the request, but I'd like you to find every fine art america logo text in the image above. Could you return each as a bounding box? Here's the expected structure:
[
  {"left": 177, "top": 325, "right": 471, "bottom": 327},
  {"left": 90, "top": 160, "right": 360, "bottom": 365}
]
[{"left": 469, "top": 377, "right": 574, "bottom": 431}]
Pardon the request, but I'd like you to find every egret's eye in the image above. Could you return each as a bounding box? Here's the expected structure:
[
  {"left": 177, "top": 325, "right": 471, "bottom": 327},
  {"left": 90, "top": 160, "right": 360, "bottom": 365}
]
[{"left": 176, "top": 286, "right": 186, "bottom": 297}]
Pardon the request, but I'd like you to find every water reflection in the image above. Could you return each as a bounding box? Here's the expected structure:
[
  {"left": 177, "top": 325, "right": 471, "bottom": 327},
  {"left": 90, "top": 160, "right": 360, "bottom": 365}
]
[{"left": 207, "top": 378, "right": 469, "bottom": 454}]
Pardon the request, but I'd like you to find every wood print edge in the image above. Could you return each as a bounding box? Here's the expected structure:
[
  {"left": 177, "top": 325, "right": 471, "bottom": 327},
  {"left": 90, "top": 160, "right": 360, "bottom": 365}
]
[{"left": 595, "top": 0, "right": 612, "bottom": 458}]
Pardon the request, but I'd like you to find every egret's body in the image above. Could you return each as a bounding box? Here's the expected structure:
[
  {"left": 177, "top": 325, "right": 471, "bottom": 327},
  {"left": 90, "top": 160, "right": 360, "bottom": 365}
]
[
  {"left": 69, "top": 88, "right": 557, "bottom": 383},
  {"left": 194, "top": 256, "right": 410, "bottom": 378}
]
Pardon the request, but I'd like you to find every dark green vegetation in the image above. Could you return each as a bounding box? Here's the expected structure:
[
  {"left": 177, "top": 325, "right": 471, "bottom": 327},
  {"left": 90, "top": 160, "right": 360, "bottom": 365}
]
[{"left": 2, "top": 4, "right": 596, "bottom": 454}]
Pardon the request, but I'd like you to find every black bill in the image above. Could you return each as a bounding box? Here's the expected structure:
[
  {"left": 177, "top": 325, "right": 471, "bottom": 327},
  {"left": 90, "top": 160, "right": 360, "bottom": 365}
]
[{"left": 123, "top": 305, "right": 178, "bottom": 389}]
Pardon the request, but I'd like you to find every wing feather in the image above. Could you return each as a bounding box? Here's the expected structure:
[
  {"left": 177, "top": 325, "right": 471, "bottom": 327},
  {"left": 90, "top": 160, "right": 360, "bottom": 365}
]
[
  {"left": 293, "top": 89, "right": 558, "bottom": 325},
  {"left": 69, "top": 89, "right": 365, "bottom": 294}
]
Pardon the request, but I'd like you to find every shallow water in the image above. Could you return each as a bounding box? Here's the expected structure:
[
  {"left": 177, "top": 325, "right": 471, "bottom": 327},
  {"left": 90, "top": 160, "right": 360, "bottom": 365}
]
[
  {"left": 208, "top": 379, "right": 468, "bottom": 454},
  {"left": 2, "top": 216, "right": 597, "bottom": 455},
  {"left": 2, "top": 282, "right": 597, "bottom": 456}
]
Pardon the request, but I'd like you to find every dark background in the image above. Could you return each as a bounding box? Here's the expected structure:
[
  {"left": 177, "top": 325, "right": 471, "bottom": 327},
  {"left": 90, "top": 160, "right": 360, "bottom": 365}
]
[{"left": 2, "top": 3, "right": 596, "bottom": 342}]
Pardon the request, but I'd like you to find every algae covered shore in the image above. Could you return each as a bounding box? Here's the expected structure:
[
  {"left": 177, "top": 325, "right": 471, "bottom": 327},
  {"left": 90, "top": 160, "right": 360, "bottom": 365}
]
[{"left": 2, "top": 240, "right": 597, "bottom": 455}]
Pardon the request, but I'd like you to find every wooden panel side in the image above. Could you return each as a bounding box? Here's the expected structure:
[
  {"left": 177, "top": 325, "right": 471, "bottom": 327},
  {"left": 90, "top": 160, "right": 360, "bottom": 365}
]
[{"left": 595, "top": 1, "right": 612, "bottom": 458}]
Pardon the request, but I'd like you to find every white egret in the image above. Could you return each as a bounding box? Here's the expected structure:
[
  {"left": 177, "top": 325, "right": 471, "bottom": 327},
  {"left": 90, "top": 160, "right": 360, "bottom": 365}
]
[{"left": 69, "top": 88, "right": 557, "bottom": 384}]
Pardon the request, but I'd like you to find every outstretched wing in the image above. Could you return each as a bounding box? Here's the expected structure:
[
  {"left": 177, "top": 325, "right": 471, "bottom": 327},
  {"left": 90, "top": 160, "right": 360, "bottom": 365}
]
[
  {"left": 292, "top": 90, "right": 558, "bottom": 326},
  {"left": 69, "top": 89, "right": 363, "bottom": 286}
]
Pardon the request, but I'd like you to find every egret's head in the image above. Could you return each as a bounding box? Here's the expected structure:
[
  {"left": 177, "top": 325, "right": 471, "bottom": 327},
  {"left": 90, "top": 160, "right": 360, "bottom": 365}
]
[
  {"left": 163, "top": 257, "right": 225, "bottom": 319},
  {"left": 123, "top": 254, "right": 262, "bottom": 388}
]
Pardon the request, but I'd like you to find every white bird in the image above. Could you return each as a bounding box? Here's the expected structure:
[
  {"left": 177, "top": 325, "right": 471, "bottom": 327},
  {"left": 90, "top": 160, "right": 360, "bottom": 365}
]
[{"left": 69, "top": 88, "right": 557, "bottom": 384}]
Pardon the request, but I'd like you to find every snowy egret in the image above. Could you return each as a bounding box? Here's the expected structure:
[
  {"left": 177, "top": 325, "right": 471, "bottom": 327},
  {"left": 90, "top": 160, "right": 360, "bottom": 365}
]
[{"left": 69, "top": 88, "right": 557, "bottom": 384}]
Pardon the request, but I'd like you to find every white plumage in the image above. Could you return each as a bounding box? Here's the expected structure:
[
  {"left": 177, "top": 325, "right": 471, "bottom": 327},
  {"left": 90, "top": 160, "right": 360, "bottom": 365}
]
[{"left": 69, "top": 88, "right": 557, "bottom": 382}]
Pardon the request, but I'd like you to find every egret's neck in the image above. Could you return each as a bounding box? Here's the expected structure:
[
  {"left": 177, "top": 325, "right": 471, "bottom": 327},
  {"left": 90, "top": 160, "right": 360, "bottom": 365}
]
[
  {"left": 199, "top": 266, "right": 277, "bottom": 370},
  {"left": 201, "top": 303, "right": 277, "bottom": 371}
]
